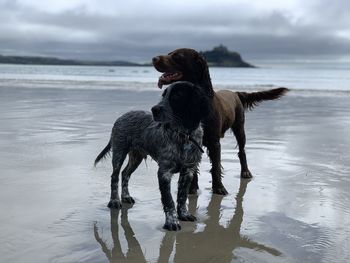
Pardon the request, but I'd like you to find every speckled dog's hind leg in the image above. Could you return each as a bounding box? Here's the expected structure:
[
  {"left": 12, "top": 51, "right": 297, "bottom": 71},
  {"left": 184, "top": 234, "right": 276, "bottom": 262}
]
[
  {"left": 108, "top": 151, "right": 127, "bottom": 209},
  {"left": 121, "top": 151, "right": 144, "bottom": 204}
]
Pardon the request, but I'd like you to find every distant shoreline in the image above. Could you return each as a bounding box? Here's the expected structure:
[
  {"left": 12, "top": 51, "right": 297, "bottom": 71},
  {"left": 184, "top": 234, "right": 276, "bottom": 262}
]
[
  {"left": 0, "top": 54, "right": 150, "bottom": 67},
  {"left": 0, "top": 55, "right": 253, "bottom": 68},
  {"left": 0, "top": 45, "right": 255, "bottom": 68}
]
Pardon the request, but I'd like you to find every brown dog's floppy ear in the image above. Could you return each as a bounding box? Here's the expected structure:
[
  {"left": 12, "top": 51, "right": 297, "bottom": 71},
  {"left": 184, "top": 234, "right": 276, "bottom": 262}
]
[
  {"left": 193, "top": 84, "right": 211, "bottom": 120},
  {"left": 196, "top": 53, "right": 214, "bottom": 97},
  {"left": 200, "top": 92, "right": 211, "bottom": 119},
  {"left": 196, "top": 53, "right": 207, "bottom": 73}
]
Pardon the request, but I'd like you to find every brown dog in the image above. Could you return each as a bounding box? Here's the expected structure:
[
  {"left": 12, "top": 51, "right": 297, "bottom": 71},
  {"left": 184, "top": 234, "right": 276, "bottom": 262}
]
[{"left": 152, "top": 48, "right": 289, "bottom": 195}]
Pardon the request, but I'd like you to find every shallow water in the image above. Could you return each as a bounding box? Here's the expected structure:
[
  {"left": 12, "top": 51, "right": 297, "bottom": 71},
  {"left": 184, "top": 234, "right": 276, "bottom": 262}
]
[{"left": 0, "top": 86, "right": 350, "bottom": 262}]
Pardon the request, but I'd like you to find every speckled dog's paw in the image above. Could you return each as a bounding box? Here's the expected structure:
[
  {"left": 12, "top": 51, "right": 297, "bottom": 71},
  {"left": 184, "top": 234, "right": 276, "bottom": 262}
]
[
  {"left": 163, "top": 212, "right": 181, "bottom": 231},
  {"left": 108, "top": 199, "right": 122, "bottom": 209},
  {"left": 163, "top": 221, "right": 181, "bottom": 231}
]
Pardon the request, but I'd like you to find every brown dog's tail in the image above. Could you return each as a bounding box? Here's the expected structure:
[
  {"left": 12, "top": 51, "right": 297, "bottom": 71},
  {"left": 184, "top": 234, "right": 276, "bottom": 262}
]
[
  {"left": 94, "top": 141, "right": 111, "bottom": 166},
  {"left": 237, "top": 87, "right": 289, "bottom": 110}
]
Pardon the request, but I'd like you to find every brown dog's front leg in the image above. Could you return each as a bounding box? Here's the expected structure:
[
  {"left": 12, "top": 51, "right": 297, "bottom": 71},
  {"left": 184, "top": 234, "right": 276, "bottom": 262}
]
[
  {"left": 238, "top": 150, "right": 252, "bottom": 178},
  {"left": 188, "top": 170, "right": 199, "bottom": 194},
  {"left": 208, "top": 141, "right": 228, "bottom": 195}
]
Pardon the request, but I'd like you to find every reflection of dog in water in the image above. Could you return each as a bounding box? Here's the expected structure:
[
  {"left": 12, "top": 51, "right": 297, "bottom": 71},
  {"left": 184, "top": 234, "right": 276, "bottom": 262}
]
[
  {"left": 94, "top": 208, "right": 146, "bottom": 263},
  {"left": 94, "top": 179, "right": 281, "bottom": 262}
]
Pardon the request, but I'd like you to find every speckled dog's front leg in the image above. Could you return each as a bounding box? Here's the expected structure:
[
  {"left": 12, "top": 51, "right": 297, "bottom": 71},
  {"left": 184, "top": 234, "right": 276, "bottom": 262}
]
[
  {"left": 177, "top": 169, "right": 196, "bottom": 221},
  {"left": 157, "top": 169, "right": 181, "bottom": 231}
]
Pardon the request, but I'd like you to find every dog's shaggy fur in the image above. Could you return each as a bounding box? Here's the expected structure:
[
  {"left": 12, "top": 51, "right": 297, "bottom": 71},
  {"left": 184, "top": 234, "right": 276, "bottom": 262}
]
[
  {"left": 95, "top": 81, "right": 209, "bottom": 230},
  {"left": 153, "top": 48, "right": 289, "bottom": 195}
]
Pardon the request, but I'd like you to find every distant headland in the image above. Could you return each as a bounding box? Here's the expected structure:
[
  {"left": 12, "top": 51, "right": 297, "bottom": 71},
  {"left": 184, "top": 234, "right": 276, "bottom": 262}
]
[
  {"left": 0, "top": 45, "right": 254, "bottom": 67},
  {"left": 201, "top": 45, "right": 254, "bottom": 67}
]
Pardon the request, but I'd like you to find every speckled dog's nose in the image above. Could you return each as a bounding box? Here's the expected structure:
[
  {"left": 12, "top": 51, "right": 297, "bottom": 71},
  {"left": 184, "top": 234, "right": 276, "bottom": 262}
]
[{"left": 151, "top": 105, "right": 162, "bottom": 115}]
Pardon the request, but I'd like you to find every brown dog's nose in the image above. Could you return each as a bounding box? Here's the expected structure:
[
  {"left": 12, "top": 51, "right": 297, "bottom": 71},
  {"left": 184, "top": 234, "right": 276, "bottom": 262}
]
[{"left": 152, "top": 56, "right": 160, "bottom": 64}]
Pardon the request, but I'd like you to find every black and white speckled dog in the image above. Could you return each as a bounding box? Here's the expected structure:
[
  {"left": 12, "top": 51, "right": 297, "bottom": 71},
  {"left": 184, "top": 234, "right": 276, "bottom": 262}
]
[{"left": 94, "top": 81, "right": 210, "bottom": 230}]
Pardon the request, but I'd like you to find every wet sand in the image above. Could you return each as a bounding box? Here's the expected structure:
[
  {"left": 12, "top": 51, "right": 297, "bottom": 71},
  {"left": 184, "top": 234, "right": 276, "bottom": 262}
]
[{"left": 0, "top": 87, "right": 349, "bottom": 263}]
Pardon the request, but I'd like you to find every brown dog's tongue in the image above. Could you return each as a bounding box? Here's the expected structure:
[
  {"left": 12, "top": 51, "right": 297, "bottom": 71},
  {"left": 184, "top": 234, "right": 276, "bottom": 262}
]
[
  {"left": 158, "top": 72, "right": 181, "bottom": 89},
  {"left": 158, "top": 74, "right": 171, "bottom": 89},
  {"left": 157, "top": 78, "right": 164, "bottom": 89}
]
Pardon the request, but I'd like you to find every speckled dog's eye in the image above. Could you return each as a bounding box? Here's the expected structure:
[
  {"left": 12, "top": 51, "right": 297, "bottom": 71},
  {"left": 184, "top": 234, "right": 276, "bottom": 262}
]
[
  {"left": 171, "top": 92, "right": 182, "bottom": 101},
  {"left": 172, "top": 95, "right": 180, "bottom": 101}
]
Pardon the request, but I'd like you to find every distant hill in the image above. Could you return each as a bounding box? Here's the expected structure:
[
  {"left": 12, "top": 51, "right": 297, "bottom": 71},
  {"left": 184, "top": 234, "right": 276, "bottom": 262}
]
[
  {"left": 0, "top": 54, "right": 142, "bottom": 66},
  {"left": 201, "top": 45, "right": 254, "bottom": 67}
]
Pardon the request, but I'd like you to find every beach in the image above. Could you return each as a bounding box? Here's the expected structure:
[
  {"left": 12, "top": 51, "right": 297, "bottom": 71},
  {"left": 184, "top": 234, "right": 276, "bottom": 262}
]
[{"left": 0, "top": 64, "right": 350, "bottom": 262}]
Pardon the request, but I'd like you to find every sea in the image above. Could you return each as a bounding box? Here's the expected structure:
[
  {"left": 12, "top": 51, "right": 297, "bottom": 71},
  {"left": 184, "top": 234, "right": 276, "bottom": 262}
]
[{"left": 0, "top": 60, "right": 350, "bottom": 92}]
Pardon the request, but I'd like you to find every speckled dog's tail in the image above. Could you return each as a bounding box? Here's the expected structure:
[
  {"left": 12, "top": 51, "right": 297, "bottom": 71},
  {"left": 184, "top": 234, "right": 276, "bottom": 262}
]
[{"left": 94, "top": 141, "right": 111, "bottom": 166}]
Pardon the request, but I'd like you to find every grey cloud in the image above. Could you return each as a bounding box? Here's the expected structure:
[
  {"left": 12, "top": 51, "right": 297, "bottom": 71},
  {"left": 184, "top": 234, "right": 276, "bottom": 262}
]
[{"left": 0, "top": 0, "right": 349, "bottom": 61}]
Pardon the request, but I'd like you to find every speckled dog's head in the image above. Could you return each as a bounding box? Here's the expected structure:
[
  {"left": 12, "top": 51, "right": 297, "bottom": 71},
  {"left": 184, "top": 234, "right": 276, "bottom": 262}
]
[{"left": 151, "top": 81, "right": 210, "bottom": 131}]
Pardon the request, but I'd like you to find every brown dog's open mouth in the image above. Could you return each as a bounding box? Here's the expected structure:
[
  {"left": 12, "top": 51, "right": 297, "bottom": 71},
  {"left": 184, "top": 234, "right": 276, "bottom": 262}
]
[{"left": 158, "top": 72, "right": 183, "bottom": 89}]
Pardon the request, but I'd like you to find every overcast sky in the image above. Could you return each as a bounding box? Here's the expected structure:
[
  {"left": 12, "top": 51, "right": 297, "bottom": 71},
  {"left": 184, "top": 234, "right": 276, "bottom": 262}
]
[{"left": 0, "top": 0, "right": 349, "bottom": 62}]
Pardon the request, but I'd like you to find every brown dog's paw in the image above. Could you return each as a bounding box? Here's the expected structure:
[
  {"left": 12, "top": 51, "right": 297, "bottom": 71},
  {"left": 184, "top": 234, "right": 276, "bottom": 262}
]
[
  {"left": 188, "top": 188, "right": 198, "bottom": 195},
  {"left": 213, "top": 186, "right": 228, "bottom": 195},
  {"left": 178, "top": 213, "right": 197, "bottom": 222},
  {"left": 241, "top": 170, "right": 253, "bottom": 178},
  {"left": 189, "top": 180, "right": 199, "bottom": 195},
  {"left": 108, "top": 199, "right": 122, "bottom": 209},
  {"left": 122, "top": 196, "right": 135, "bottom": 204}
]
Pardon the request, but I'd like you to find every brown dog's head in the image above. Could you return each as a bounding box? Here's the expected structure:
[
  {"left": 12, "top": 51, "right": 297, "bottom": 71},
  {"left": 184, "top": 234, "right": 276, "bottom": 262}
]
[{"left": 152, "top": 48, "right": 214, "bottom": 97}]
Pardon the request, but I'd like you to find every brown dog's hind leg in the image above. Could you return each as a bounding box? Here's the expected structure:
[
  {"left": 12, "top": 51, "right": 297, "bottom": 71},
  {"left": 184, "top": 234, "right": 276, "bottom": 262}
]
[
  {"left": 207, "top": 140, "right": 229, "bottom": 195},
  {"left": 232, "top": 116, "right": 253, "bottom": 179}
]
